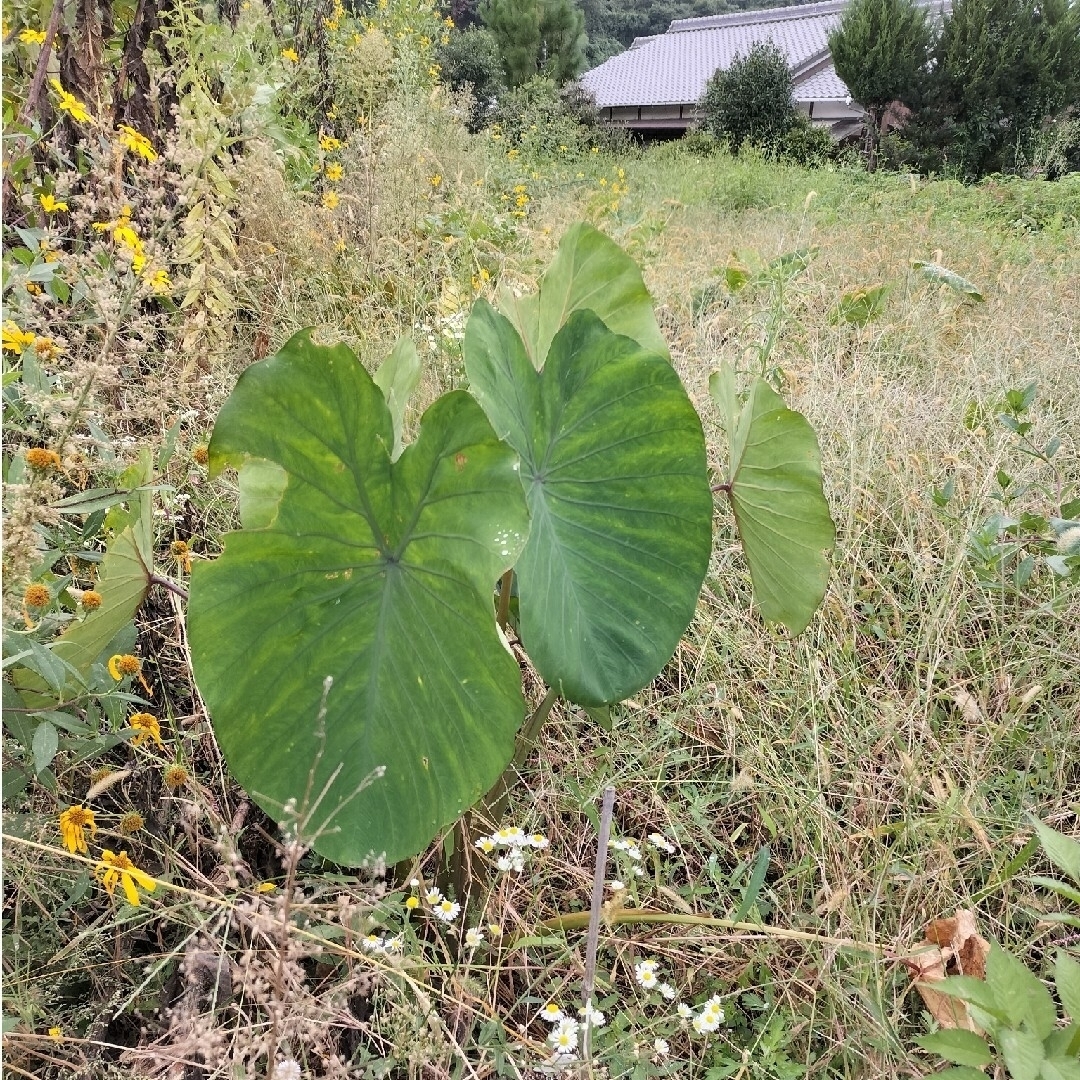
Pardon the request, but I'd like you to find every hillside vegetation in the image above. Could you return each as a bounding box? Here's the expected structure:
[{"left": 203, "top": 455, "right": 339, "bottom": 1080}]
[{"left": 2, "top": 1, "right": 1078, "bottom": 1077}]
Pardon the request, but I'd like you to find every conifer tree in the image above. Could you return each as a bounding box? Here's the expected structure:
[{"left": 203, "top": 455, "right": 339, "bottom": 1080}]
[
  {"left": 828, "top": 0, "right": 933, "bottom": 145},
  {"left": 929, "top": 0, "right": 1080, "bottom": 175},
  {"left": 479, "top": 0, "right": 587, "bottom": 87}
]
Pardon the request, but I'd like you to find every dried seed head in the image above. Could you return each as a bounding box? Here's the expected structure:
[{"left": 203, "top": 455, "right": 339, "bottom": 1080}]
[
  {"left": 163, "top": 764, "right": 190, "bottom": 790},
  {"left": 24, "top": 583, "right": 51, "bottom": 608},
  {"left": 25, "top": 447, "right": 61, "bottom": 471}
]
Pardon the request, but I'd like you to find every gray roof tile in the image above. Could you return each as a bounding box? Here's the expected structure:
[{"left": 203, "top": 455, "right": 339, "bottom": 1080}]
[{"left": 582, "top": 0, "right": 849, "bottom": 108}]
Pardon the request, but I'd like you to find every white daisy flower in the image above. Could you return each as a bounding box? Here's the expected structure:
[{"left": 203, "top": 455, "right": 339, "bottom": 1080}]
[
  {"left": 658, "top": 981, "right": 677, "bottom": 1000},
  {"left": 474, "top": 835, "right": 496, "bottom": 853},
  {"left": 273, "top": 1060, "right": 302, "bottom": 1080},
  {"left": 424, "top": 887, "right": 443, "bottom": 906},
  {"left": 465, "top": 927, "right": 484, "bottom": 947},
  {"left": 677, "top": 1002, "right": 693, "bottom": 1019},
  {"left": 653, "top": 1037, "right": 670, "bottom": 1057},
  {"left": 540, "top": 1003, "right": 565, "bottom": 1024},
  {"left": 578, "top": 1003, "right": 606, "bottom": 1028},
  {"left": 648, "top": 832, "right": 677, "bottom": 854},
  {"left": 548, "top": 1020, "right": 579, "bottom": 1052},
  {"left": 361, "top": 933, "right": 384, "bottom": 952},
  {"left": 608, "top": 879, "right": 625, "bottom": 892},
  {"left": 528, "top": 833, "right": 549, "bottom": 848},
  {"left": 433, "top": 898, "right": 461, "bottom": 922}
]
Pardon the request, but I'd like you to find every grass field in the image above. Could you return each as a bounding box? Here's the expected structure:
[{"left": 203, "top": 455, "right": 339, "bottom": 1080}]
[{"left": 3, "top": 91, "right": 1078, "bottom": 1079}]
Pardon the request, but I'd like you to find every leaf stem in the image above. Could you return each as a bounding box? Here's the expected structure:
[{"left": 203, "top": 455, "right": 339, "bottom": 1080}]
[
  {"left": 530, "top": 907, "right": 889, "bottom": 955},
  {"left": 495, "top": 569, "right": 513, "bottom": 629},
  {"left": 150, "top": 573, "right": 189, "bottom": 600}
]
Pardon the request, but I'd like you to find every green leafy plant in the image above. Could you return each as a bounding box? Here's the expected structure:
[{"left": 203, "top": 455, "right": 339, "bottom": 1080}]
[
  {"left": 942, "top": 381, "right": 1080, "bottom": 595},
  {"left": 917, "top": 822, "right": 1080, "bottom": 1079},
  {"left": 187, "top": 223, "right": 834, "bottom": 866}
]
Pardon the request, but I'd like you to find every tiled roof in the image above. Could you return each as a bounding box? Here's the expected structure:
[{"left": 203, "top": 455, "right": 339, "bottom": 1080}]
[
  {"left": 792, "top": 64, "right": 851, "bottom": 102},
  {"left": 582, "top": 0, "right": 850, "bottom": 108}
]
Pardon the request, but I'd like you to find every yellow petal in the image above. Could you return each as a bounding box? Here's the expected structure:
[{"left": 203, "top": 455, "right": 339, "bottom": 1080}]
[
  {"left": 128, "top": 866, "right": 157, "bottom": 892},
  {"left": 120, "top": 872, "right": 141, "bottom": 906}
]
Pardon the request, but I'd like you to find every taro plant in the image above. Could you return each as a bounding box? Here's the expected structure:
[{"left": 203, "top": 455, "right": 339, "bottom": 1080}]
[{"left": 187, "top": 223, "right": 834, "bottom": 866}]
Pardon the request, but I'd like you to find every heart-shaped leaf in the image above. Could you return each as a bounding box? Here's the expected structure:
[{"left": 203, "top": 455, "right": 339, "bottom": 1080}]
[
  {"left": 712, "top": 373, "right": 834, "bottom": 635},
  {"left": 188, "top": 331, "right": 530, "bottom": 866},
  {"left": 465, "top": 302, "right": 712, "bottom": 706},
  {"left": 499, "top": 222, "right": 669, "bottom": 368}
]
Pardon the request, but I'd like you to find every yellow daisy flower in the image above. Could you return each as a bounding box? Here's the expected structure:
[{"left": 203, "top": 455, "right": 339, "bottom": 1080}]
[{"left": 95, "top": 849, "right": 157, "bottom": 906}]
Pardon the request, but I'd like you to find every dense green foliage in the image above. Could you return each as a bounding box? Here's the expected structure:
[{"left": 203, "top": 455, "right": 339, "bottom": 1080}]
[
  {"left": 701, "top": 40, "right": 796, "bottom": 153},
  {"left": 437, "top": 27, "right": 505, "bottom": 130},
  {"left": 883, "top": 0, "right": 1080, "bottom": 177},
  {"left": 478, "top": 0, "right": 588, "bottom": 86},
  {"left": 828, "top": 0, "right": 933, "bottom": 125}
]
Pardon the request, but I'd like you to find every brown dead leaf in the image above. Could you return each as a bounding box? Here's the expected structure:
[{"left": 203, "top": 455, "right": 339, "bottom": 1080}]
[{"left": 903, "top": 908, "right": 990, "bottom": 1032}]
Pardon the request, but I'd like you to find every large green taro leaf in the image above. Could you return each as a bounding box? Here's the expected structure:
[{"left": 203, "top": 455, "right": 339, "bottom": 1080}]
[
  {"left": 500, "top": 221, "right": 669, "bottom": 369},
  {"left": 188, "top": 331, "right": 530, "bottom": 866},
  {"left": 465, "top": 302, "right": 712, "bottom": 706},
  {"left": 711, "top": 368, "right": 834, "bottom": 635}
]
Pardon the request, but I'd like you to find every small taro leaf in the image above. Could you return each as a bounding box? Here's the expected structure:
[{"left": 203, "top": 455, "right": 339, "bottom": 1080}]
[
  {"left": 997, "top": 1028, "right": 1044, "bottom": 1080},
  {"left": 499, "top": 221, "right": 669, "bottom": 369},
  {"left": 912, "top": 261, "right": 985, "bottom": 302},
  {"left": 916, "top": 1029, "right": 992, "bottom": 1068},
  {"left": 372, "top": 336, "right": 421, "bottom": 462},
  {"left": 188, "top": 330, "right": 530, "bottom": 867},
  {"left": 52, "top": 457, "right": 153, "bottom": 677},
  {"left": 830, "top": 284, "right": 889, "bottom": 326},
  {"left": 1031, "top": 816, "right": 1080, "bottom": 885},
  {"left": 1056, "top": 952, "right": 1080, "bottom": 1022},
  {"left": 464, "top": 303, "right": 712, "bottom": 706},
  {"left": 724, "top": 379, "right": 835, "bottom": 635},
  {"left": 32, "top": 720, "right": 58, "bottom": 776},
  {"left": 986, "top": 944, "right": 1057, "bottom": 1038},
  {"left": 708, "top": 363, "right": 739, "bottom": 441}
]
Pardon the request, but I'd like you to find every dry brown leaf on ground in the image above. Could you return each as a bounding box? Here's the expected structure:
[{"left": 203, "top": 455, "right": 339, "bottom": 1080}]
[{"left": 902, "top": 908, "right": 991, "bottom": 1032}]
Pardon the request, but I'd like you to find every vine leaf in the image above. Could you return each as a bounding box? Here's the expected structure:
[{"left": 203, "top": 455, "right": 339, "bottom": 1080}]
[
  {"left": 712, "top": 367, "right": 834, "bottom": 634},
  {"left": 188, "top": 331, "right": 530, "bottom": 866},
  {"left": 499, "top": 221, "right": 669, "bottom": 368},
  {"left": 465, "top": 302, "right": 712, "bottom": 706}
]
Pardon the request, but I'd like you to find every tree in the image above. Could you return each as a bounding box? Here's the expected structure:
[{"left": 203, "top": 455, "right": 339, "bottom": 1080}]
[
  {"left": 700, "top": 41, "right": 796, "bottom": 153},
  {"left": 479, "top": 0, "right": 587, "bottom": 87},
  {"left": 437, "top": 28, "right": 506, "bottom": 130},
  {"left": 925, "top": 0, "right": 1080, "bottom": 176},
  {"left": 828, "top": 0, "right": 933, "bottom": 163}
]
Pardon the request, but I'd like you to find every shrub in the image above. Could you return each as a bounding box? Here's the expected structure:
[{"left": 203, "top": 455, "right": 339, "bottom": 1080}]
[
  {"left": 491, "top": 75, "right": 625, "bottom": 155},
  {"left": 700, "top": 40, "right": 797, "bottom": 154},
  {"left": 778, "top": 114, "right": 836, "bottom": 167},
  {"left": 1029, "top": 108, "right": 1080, "bottom": 179},
  {"left": 437, "top": 27, "right": 505, "bottom": 131}
]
